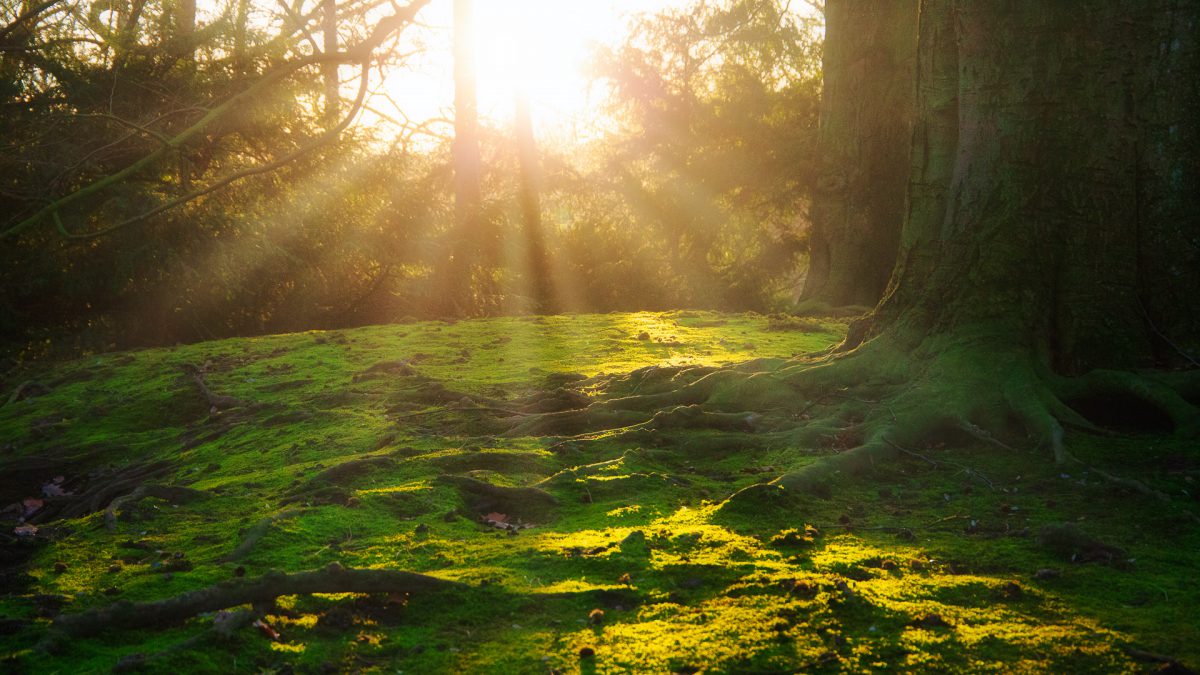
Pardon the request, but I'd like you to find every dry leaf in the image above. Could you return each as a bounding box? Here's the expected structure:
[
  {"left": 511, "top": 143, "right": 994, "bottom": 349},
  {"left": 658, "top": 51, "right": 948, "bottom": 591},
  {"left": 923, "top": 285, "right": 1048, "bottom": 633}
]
[
  {"left": 252, "top": 618, "right": 280, "bottom": 641},
  {"left": 22, "top": 498, "right": 44, "bottom": 516},
  {"left": 13, "top": 523, "right": 38, "bottom": 537},
  {"left": 42, "top": 482, "right": 67, "bottom": 497},
  {"left": 484, "top": 512, "right": 508, "bottom": 523}
]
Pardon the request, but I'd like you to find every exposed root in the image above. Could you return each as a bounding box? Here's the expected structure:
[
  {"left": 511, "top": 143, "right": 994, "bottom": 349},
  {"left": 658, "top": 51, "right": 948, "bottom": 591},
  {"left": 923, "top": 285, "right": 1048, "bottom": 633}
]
[
  {"left": 436, "top": 475, "right": 558, "bottom": 521},
  {"left": 45, "top": 461, "right": 176, "bottom": 522},
  {"left": 181, "top": 363, "right": 245, "bottom": 412},
  {"left": 493, "top": 327, "right": 1199, "bottom": 524},
  {"left": 112, "top": 609, "right": 254, "bottom": 672},
  {"left": 3, "top": 380, "right": 50, "bottom": 407},
  {"left": 283, "top": 455, "right": 398, "bottom": 505},
  {"left": 224, "top": 509, "right": 306, "bottom": 562},
  {"left": 43, "top": 562, "right": 464, "bottom": 646},
  {"left": 1055, "top": 369, "right": 1200, "bottom": 437},
  {"left": 506, "top": 407, "right": 648, "bottom": 437},
  {"left": 104, "top": 484, "right": 210, "bottom": 531}
]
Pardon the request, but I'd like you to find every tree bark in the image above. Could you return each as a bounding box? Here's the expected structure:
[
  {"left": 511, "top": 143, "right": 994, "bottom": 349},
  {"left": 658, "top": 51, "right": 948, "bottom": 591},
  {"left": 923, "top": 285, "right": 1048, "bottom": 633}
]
[
  {"left": 321, "top": 0, "right": 339, "bottom": 123},
  {"left": 861, "top": 0, "right": 1200, "bottom": 373},
  {"left": 433, "top": 0, "right": 483, "bottom": 316},
  {"left": 174, "top": 0, "right": 196, "bottom": 60},
  {"left": 515, "top": 88, "right": 556, "bottom": 314},
  {"left": 801, "top": 0, "right": 918, "bottom": 309}
]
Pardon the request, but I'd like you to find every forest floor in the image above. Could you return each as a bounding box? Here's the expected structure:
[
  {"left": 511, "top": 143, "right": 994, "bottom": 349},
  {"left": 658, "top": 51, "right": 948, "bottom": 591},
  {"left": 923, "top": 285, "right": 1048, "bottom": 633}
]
[{"left": 0, "top": 311, "right": 1197, "bottom": 674}]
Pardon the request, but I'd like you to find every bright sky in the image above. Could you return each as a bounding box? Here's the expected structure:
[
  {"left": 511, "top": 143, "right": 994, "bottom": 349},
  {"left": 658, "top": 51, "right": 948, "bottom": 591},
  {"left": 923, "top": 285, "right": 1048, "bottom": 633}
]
[{"left": 374, "top": 0, "right": 684, "bottom": 143}]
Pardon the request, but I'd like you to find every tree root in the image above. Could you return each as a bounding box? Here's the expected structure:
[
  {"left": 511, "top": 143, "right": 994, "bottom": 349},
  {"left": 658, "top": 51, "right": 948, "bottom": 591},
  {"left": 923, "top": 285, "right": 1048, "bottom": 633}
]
[
  {"left": 104, "top": 484, "right": 210, "bottom": 531},
  {"left": 224, "top": 509, "right": 306, "bottom": 562},
  {"left": 42, "top": 562, "right": 463, "bottom": 647},
  {"left": 1054, "top": 369, "right": 1200, "bottom": 437},
  {"left": 180, "top": 363, "right": 245, "bottom": 412},
  {"left": 112, "top": 609, "right": 254, "bottom": 672},
  {"left": 40, "top": 460, "right": 176, "bottom": 522},
  {"left": 436, "top": 475, "right": 558, "bottom": 520},
  {"left": 283, "top": 456, "right": 398, "bottom": 506},
  {"left": 3, "top": 380, "right": 50, "bottom": 407},
  {"left": 497, "top": 328, "right": 1198, "bottom": 524}
]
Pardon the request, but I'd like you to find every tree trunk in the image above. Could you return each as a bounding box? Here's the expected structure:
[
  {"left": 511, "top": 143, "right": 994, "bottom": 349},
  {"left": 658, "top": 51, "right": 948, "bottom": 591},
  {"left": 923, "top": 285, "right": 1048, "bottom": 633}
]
[
  {"left": 174, "top": 0, "right": 196, "bottom": 60},
  {"left": 861, "top": 0, "right": 1200, "bottom": 373},
  {"left": 514, "top": 88, "right": 556, "bottom": 314},
  {"left": 434, "top": 0, "right": 483, "bottom": 316},
  {"left": 233, "top": 0, "right": 249, "bottom": 69},
  {"left": 321, "top": 0, "right": 339, "bottom": 123},
  {"left": 800, "top": 0, "right": 917, "bottom": 309}
]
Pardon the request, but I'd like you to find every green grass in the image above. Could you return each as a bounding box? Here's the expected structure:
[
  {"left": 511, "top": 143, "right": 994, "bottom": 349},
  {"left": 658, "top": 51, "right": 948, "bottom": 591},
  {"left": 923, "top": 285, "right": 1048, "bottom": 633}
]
[{"left": 0, "top": 311, "right": 1196, "bottom": 673}]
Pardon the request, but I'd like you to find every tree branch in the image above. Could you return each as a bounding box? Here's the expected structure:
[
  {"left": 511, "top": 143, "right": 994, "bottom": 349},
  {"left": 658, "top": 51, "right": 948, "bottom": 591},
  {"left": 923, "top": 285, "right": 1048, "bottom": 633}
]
[
  {"left": 1, "top": 0, "right": 430, "bottom": 241},
  {"left": 0, "top": 0, "right": 68, "bottom": 42}
]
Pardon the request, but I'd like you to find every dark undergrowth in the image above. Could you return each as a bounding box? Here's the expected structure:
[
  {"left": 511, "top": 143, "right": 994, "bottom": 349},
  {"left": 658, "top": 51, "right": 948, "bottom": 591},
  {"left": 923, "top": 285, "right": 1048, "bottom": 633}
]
[{"left": 0, "top": 312, "right": 1196, "bottom": 673}]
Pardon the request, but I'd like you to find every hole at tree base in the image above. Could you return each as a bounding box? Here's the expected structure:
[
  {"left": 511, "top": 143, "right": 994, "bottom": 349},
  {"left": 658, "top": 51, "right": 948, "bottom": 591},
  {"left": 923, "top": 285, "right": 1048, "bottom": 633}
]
[{"left": 1064, "top": 394, "right": 1175, "bottom": 434}]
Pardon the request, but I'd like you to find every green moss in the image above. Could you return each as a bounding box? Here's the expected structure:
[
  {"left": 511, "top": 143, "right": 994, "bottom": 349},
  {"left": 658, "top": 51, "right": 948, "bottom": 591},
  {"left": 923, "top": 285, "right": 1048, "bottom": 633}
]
[{"left": 0, "top": 312, "right": 1195, "bottom": 673}]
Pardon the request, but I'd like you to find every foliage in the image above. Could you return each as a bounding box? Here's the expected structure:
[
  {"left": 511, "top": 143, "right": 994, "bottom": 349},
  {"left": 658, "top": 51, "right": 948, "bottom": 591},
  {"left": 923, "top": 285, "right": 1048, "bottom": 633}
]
[
  {"left": 0, "top": 0, "right": 824, "bottom": 358},
  {"left": 0, "top": 0, "right": 427, "bottom": 354},
  {"left": 581, "top": 0, "right": 822, "bottom": 309}
]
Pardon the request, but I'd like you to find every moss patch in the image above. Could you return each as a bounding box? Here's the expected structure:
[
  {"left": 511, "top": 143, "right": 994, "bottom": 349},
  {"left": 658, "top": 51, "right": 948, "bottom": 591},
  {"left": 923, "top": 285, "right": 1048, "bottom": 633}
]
[{"left": 0, "top": 312, "right": 1196, "bottom": 673}]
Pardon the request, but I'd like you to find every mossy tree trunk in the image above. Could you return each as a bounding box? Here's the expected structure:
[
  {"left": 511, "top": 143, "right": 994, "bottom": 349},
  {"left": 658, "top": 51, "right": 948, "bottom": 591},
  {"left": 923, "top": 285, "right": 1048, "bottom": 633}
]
[
  {"left": 801, "top": 0, "right": 917, "bottom": 309},
  {"left": 858, "top": 0, "right": 1200, "bottom": 372}
]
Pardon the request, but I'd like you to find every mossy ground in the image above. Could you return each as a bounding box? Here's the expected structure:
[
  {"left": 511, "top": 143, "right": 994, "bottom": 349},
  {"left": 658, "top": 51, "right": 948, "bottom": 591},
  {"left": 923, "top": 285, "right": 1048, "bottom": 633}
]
[{"left": 0, "top": 311, "right": 1196, "bottom": 673}]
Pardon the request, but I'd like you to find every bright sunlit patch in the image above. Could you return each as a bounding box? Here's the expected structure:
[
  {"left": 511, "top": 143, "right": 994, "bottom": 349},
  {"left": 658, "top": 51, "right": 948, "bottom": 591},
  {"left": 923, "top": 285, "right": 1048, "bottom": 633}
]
[{"left": 380, "top": 0, "right": 680, "bottom": 137}]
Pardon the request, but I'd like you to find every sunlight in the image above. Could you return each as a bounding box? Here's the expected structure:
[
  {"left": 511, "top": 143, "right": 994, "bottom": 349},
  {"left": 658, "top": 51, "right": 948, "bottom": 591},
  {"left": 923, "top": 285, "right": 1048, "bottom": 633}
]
[{"left": 381, "top": 0, "right": 681, "bottom": 138}]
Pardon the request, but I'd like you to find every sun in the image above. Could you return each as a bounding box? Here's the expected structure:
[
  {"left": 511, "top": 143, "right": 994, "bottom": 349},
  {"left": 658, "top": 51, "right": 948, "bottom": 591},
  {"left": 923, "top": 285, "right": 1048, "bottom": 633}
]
[{"left": 378, "top": 0, "right": 681, "bottom": 138}]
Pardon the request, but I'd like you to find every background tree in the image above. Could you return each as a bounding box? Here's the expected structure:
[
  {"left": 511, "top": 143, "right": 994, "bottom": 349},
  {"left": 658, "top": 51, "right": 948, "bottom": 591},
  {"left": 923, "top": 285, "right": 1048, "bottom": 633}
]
[
  {"left": 513, "top": 87, "right": 556, "bottom": 313},
  {"left": 800, "top": 0, "right": 915, "bottom": 309},
  {"left": 0, "top": 0, "right": 827, "bottom": 356},
  {"left": 432, "top": 0, "right": 484, "bottom": 316},
  {"left": 587, "top": 0, "right": 822, "bottom": 309},
  {"left": 781, "top": 0, "right": 1200, "bottom": 486},
  {"left": 0, "top": 0, "right": 431, "bottom": 353}
]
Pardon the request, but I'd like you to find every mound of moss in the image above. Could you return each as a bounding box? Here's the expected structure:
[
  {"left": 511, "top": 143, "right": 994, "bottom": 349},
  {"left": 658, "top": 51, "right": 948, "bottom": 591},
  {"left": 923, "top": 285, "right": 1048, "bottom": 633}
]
[{"left": 0, "top": 312, "right": 1196, "bottom": 673}]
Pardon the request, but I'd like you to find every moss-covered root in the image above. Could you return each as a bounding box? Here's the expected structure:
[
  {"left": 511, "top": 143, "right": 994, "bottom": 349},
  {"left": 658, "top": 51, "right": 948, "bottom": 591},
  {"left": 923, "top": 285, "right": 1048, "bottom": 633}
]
[
  {"left": 1055, "top": 369, "right": 1200, "bottom": 437},
  {"left": 104, "top": 484, "right": 210, "bottom": 530},
  {"left": 112, "top": 609, "right": 255, "bottom": 673},
  {"left": 435, "top": 475, "right": 558, "bottom": 520},
  {"left": 224, "top": 508, "right": 306, "bottom": 562},
  {"left": 43, "top": 563, "right": 464, "bottom": 647},
  {"left": 502, "top": 354, "right": 860, "bottom": 440},
  {"left": 50, "top": 460, "right": 177, "bottom": 522},
  {"left": 732, "top": 335, "right": 1200, "bottom": 516}
]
